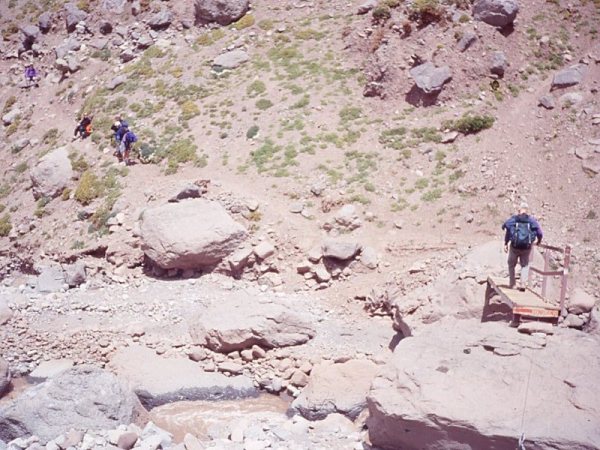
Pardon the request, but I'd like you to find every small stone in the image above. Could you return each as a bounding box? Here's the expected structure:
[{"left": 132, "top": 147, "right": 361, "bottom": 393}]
[{"left": 538, "top": 95, "right": 555, "bottom": 109}]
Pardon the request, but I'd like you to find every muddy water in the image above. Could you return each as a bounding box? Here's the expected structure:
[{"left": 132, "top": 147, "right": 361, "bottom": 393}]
[{"left": 150, "top": 394, "right": 291, "bottom": 442}]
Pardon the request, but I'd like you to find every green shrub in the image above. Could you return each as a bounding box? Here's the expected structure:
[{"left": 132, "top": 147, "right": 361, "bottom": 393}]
[
  {"left": 232, "top": 13, "right": 255, "bottom": 30},
  {"left": 445, "top": 114, "right": 495, "bottom": 134},
  {"left": 15, "top": 162, "right": 28, "bottom": 174},
  {"left": 372, "top": 6, "right": 392, "bottom": 22},
  {"left": 74, "top": 170, "right": 103, "bottom": 205},
  {"left": 0, "top": 214, "right": 11, "bottom": 237},
  {"left": 2, "top": 96, "right": 16, "bottom": 114},
  {"left": 421, "top": 188, "right": 443, "bottom": 202},
  {"left": 409, "top": 0, "right": 445, "bottom": 25},
  {"left": 180, "top": 100, "right": 200, "bottom": 121},
  {"left": 247, "top": 80, "right": 266, "bottom": 97},
  {"left": 256, "top": 99, "right": 274, "bottom": 110}
]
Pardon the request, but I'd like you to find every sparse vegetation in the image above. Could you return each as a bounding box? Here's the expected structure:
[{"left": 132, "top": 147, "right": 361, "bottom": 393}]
[
  {"left": 0, "top": 214, "right": 11, "bottom": 237},
  {"left": 256, "top": 99, "right": 274, "bottom": 110},
  {"left": 247, "top": 125, "right": 260, "bottom": 139},
  {"left": 444, "top": 114, "right": 495, "bottom": 134},
  {"left": 409, "top": 0, "right": 445, "bottom": 26},
  {"left": 74, "top": 171, "right": 103, "bottom": 205}
]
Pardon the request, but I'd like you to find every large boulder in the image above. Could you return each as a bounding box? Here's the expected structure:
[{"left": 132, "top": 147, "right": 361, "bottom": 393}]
[
  {"left": 0, "top": 296, "right": 13, "bottom": 325},
  {"left": 64, "top": 3, "right": 88, "bottom": 33},
  {"left": 568, "top": 288, "right": 596, "bottom": 315},
  {"left": 551, "top": 64, "right": 586, "bottom": 89},
  {"left": 189, "top": 291, "right": 316, "bottom": 352},
  {"left": 409, "top": 62, "right": 452, "bottom": 94},
  {"left": 321, "top": 240, "right": 361, "bottom": 261},
  {"left": 20, "top": 25, "right": 40, "bottom": 50},
  {"left": 140, "top": 199, "right": 248, "bottom": 270},
  {"left": 292, "top": 359, "right": 379, "bottom": 420},
  {"left": 30, "top": 147, "right": 73, "bottom": 200},
  {"left": 0, "top": 366, "right": 144, "bottom": 443},
  {"left": 148, "top": 9, "right": 173, "bottom": 30},
  {"left": 109, "top": 346, "right": 257, "bottom": 409},
  {"left": 367, "top": 319, "right": 600, "bottom": 450},
  {"left": 213, "top": 49, "right": 250, "bottom": 71},
  {"left": 38, "top": 12, "right": 53, "bottom": 33},
  {"left": 472, "top": 0, "right": 519, "bottom": 28},
  {"left": 0, "top": 357, "right": 10, "bottom": 398},
  {"left": 194, "top": 0, "right": 250, "bottom": 26}
]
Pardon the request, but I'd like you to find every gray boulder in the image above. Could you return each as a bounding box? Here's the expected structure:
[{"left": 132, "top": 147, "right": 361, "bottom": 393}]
[
  {"left": 292, "top": 360, "right": 379, "bottom": 420},
  {"left": 457, "top": 31, "right": 477, "bottom": 52},
  {"left": 148, "top": 9, "right": 173, "bottom": 30},
  {"left": 55, "top": 37, "right": 81, "bottom": 59},
  {"left": 38, "top": 12, "right": 52, "bottom": 33},
  {"left": 357, "top": 0, "right": 378, "bottom": 15},
  {"left": 107, "top": 74, "right": 127, "bottom": 90},
  {"left": 140, "top": 199, "right": 248, "bottom": 270},
  {"left": 0, "top": 357, "right": 10, "bottom": 398},
  {"left": 2, "top": 108, "right": 21, "bottom": 126},
  {"left": 538, "top": 95, "right": 555, "bottom": 109},
  {"left": 109, "top": 346, "right": 257, "bottom": 408},
  {"left": 189, "top": 291, "right": 316, "bottom": 352},
  {"left": 27, "top": 359, "right": 74, "bottom": 383},
  {"left": 321, "top": 240, "right": 361, "bottom": 261},
  {"left": 101, "top": 0, "right": 127, "bottom": 14},
  {"left": 30, "top": 147, "right": 73, "bottom": 200},
  {"left": 213, "top": 49, "right": 250, "bottom": 71},
  {"left": 489, "top": 50, "right": 507, "bottom": 77},
  {"left": 20, "top": 25, "right": 40, "bottom": 50},
  {"left": 0, "top": 366, "right": 144, "bottom": 443},
  {"left": 552, "top": 64, "right": 586, "bottom": 89},
  {"left": 367, "top": 319, "right": 600, "bottom": 450},
  {"left": 168, "top": 184, "right": 203, "bottom": 203},
  {"left": 194, "top": 0, "right": 250, "bottom": 26},
  {"left": 36, "top": 265, "right": 66, "bottom": 293},
  {"left": 64, "top": 3, "right": 88, "bottom": 33},
  {"left": 63, "top": 261, "right": 86, "bottom": 287},
  {"left": 120, "top": 48, "right": 136, "bottom": 63},
  {"left": 568, "top": 288, "right": 596, "bottom": 315},
  {"left": 473, "top": 0, "right": 519, "bottom": 28},
  {"left": 99, "top": 21, "right": 113, "bottom": 34},
  {"left": 409, "top": 62, "right": 452, "bottom": 94}
]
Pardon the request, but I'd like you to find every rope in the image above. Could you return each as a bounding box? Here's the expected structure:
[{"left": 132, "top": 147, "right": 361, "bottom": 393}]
[{"left": 517, "top": 355, "right": 535, "bottom": 450}]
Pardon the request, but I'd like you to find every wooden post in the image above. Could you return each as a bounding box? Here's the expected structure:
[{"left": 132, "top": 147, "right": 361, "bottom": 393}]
[
  {"left": 559, "top": 245, "right": 571, "bottom": 313},
  {"left": 541, "top": 248, "right": 550, "bottom": 299}
]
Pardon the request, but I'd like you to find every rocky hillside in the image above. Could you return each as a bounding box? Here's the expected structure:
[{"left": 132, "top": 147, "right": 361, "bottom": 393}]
[{"left": 0, "top": 0, "right": 599, "bottom": 449}]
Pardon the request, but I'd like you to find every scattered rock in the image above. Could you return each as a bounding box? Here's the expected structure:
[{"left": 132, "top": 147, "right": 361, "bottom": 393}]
[
  {"left": 254, "top": 241, "right": 275, "bottom": 260},
  {"left": 560, "top": 91, "right": 584, "bottom": 106},
  {"left": 360, "top": 246, "right": 378, "bottom": 270},
  {"left": 213, "top": 49, "right": 250, "bottom": 71},
  {"left": 148, "top": 9, "right": 173, "bottom": 30},
  {"left": 0, "top": 297, "right": 13, "bottom": 326},
  {"left": 38, "top": 12, "right": 52, "bottom": 33},
  {"left": 107, "top": 75, "right": 127, "bottom": 90},
  {"left": 321, "top": 240, "right": 361, "bottom": 261},
  {"left": 0, "top": 357, "right": 10, "bottom": 398},
  {"left": 357, "top": 0, "right": 378, "bottom": 15},
  {"left": 517, "top": 322, "right": 554, "bottom": 335},
  {"left": 119, "top": 49, "right": 136, "bottom": 63},
  {"left": 10, "top": 138, "right": 30, "bottom": 153},
  {"left": 140, "top": 199, "right": 248, "bottom": 270},
  {"left": 116, "top": 431, "right": 138, "bottom": 450},
  {"left": 289, "top": 202, "right": 304, "bottom": 214},
  {"left": 101, "top": 0, "right": 127, "bottom": 14},
  {"left": 472, "top": 0, "right": 519, "bottom": 28},
  {"left": 168, "top": 184, "right": 203, "bottom": 202},
  {"left": 20, "top": 25, "right": 40, "bottom": 51},
  {"left": 314, "top": 265, "right": 331, "bottom": 283},
  {"left": 568, "top": 288, "right": 596, "bottom": 315},
  {"left": 0, "top": 366, "right": 143, "bottom": 444},
  {"left": 2, "top": 108, "right": 21, "bottom": 126},
  {"left": 64, "top": 3, "right": 88, "bottom": 33},
  {"left": 36, "top": 265, "right": 66, "bottom": 293},
  {"left": 564, "top": 313, "right": 585, "bottom": 328},
  {"left": 27, "top": 359, "right": 75, "bottom": 383},
  {"left": 63, "top": 260, "right": 86, "bottom": 287},
  {"left": 194, "top": 0, "right": 250, "bottom": 26},
  {"left": 367, "top": 319, "right": 600, "bottom": 450},
  {"left": 30, "top": 147, "right": 73, "bottom": 200},
  {"left": 582, "top": 158, "right": 600, "bottom": 176},
  {"left": 189, "top": 292, "right": 316, "bottom": 352},
  {"left": 538, "top": 95, "right": 555, "bottom": 109},
  {"left": 409, "top": 62, "right": 452, "bottom": 94},
  {"left": 292, "top": 359, "right": 379, "bottom": 420},
  {"left": 551, "top": 64, "right": 586, "bottom": 89},
  {"left": 457, "top": 31, "right": 477, "bottom": 52},
  {"left": 489, "top": 51, "right": 507, "bottom": 77},
  {"left": 441, "top": 131, "right": 459, "bottom": 143},
  {"left": 109, "top": 346, "right": 257, "bottom": 408}
]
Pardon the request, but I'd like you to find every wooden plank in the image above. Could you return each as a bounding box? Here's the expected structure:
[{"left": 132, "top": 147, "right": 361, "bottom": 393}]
[{"left": 487, "top": 276, "right": 560, "bottom": 312}]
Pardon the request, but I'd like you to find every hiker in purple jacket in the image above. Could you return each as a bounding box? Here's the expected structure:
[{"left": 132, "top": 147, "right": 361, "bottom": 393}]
[
  {"left": 24, "top": 65, "right": 38, "bottom": 87},
  {"left": 501, "top": 202, "right": 543, "bottom": 290}
]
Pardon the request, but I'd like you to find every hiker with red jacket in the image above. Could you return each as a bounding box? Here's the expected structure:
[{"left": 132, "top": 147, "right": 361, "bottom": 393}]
[
  {"left": 74, "top": 114, "right": 93, "bottom": 139},
  {"left": 501, "top": 202, "right": 543, "bottom": 291}
]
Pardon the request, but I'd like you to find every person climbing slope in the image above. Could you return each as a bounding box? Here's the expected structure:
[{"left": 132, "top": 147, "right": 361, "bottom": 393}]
[
  {"left": 120, "top": 128, "right": 138, "bottom": 166},
  {"left": 24, "top": 65, "right": 38, "bottom": 87},
  {"left": 74, "top": 114, "right": 93, "bottom": 139},
  {"left": 501, "top": 202, "right": 543, "bottom": 291}
]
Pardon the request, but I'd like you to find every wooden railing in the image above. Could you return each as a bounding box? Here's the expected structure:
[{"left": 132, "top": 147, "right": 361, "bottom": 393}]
[{"left": 529, "top": 244, "right": 571, "bottom": 313}]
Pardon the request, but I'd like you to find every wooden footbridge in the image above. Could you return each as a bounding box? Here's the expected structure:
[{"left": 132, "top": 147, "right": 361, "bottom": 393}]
[{"left": 485, "top": 244, "right": 571, "bottom": 325}]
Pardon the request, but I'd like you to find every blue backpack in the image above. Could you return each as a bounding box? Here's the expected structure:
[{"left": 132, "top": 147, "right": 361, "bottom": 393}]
[
  {"left": 511, "top": 216, "right": 535, "bottom": 249},
  {"left": 125, "top": 131, "right": 137, "bottom": 144}
]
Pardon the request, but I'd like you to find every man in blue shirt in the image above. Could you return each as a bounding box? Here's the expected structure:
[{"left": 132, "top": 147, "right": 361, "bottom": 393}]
[{"left": 502, "top": 202, "right": 543, "bottom": 290}]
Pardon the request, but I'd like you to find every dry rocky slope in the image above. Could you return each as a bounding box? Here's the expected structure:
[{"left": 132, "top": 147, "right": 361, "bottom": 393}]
[{"left": 0, "top": 0, "right": 599, "bottom": 449}]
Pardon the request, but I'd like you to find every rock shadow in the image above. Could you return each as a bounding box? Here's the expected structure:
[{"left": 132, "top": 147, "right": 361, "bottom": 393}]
[
  {"left": 481, "top": 283, "right": 512, "bottom": 323},
  {"left": 388, "top": 332, "right": 405, "bottom": 351},
  {"left": 405, "top": 85, "right": 441, "bottom": 107},
  {"left": 498, "top": 24, "right": 515, "bottom": 38}
]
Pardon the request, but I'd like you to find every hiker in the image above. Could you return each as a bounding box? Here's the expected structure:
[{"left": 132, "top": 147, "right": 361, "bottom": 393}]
[
  {"left": 120, "top": 128, "right": 137, "bottom": 165},
  {"left": 24, "top": 65, "right": 38, "bottom": 87},
  {"left": 74, "top": 114, "right": 93, "bottom": 139},
  {"left": 501, "top": 202, "right": 543, "bottom": 290}
]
